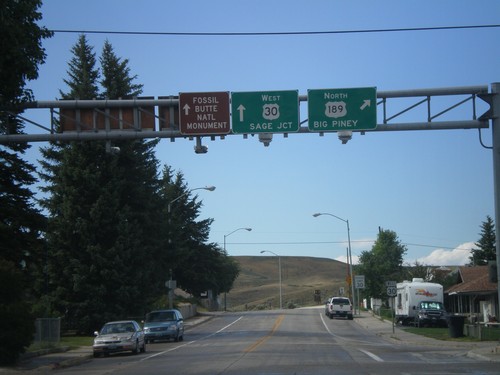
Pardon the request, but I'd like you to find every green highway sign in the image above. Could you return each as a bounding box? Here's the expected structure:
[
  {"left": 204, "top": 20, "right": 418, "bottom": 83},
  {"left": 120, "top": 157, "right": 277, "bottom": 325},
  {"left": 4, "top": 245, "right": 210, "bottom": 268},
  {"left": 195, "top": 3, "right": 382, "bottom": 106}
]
[
  {"left": 231, "top": 90, "right": 300, "bottom": 134},
  {"left": 308, "top": 87, "right": 377, "bottom": 131}
]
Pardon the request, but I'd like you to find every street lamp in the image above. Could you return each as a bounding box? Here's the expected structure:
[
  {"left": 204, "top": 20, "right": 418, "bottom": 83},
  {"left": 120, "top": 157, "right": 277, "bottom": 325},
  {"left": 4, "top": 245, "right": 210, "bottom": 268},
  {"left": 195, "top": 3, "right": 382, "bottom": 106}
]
[
  {"left": 168, "top": 185, "right": 216, "bottom": 214},
  {"left": 223, "top": 227, "right": 252, "bottom": 311},
  {"left": 166, "top": 185, "right": 215, "bottom": 308},
  {"left": 223, "top": 227, "right": 252, "bottom": 253},
  {"left": 313, "top": 212, "right": 356, "bottom": 315},
  {"left": 260, "top": 250, "right": 282, "bottom": 309}
]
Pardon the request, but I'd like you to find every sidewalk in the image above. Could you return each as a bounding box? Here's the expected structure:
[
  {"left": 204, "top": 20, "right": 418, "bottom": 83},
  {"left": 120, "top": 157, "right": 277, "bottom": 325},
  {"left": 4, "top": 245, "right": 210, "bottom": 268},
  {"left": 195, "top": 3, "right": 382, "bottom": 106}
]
[
  {"left": 354, "top": 310, "right": 500, "bottom": 362},
  {"left": 0, "top": 313, "right": 214, "bottom": 374}
]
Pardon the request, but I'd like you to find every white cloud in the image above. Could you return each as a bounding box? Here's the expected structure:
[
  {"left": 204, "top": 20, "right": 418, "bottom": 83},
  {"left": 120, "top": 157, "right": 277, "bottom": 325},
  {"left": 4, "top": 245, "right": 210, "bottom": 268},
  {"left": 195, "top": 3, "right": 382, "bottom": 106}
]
[
  {"left": 415, "top": 242, "right": 475, "bottom": 266},
  {"left": 335, "top": 254, "right": 360, "bottom": 265}
]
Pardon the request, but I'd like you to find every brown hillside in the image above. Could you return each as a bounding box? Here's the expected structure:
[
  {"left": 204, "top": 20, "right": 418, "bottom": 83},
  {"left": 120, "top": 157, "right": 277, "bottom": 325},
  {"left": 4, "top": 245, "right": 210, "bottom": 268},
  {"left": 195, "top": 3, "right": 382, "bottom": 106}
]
[{"left": 225, "top": 256, "right": 351, "bottom": 311}]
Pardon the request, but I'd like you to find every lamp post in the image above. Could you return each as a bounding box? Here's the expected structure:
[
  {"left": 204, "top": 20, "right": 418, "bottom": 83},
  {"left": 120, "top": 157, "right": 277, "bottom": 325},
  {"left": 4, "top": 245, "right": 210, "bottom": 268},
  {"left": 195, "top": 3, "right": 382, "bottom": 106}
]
[
  {"left": 313, "top": 212, "right": 356, "bottom": 315},
  {"left": 167, "top": 185, "right": 215, "bottom": 308},
  {"left": 260, "top": 250, "right": 282, "bottom": 309},
  {"left": 223, "top": 227, "right": 252, "bottom": 311},
  {"left": 223, "top": 227, "right": 252, "bottom": 254},
  {"left": 168, "top": 185, "right": 216, "bottom": 214}
]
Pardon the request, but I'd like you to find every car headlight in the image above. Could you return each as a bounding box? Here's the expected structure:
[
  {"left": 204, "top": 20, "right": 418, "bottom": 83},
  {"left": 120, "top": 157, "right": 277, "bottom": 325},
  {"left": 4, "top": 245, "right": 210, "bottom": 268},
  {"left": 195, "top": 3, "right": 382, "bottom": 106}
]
[
  {"left": 168, "top": 325, "right": 177, "bottom": 331},
  {"left": 144, "top": 328, "right": 150, "bottom": 333}
]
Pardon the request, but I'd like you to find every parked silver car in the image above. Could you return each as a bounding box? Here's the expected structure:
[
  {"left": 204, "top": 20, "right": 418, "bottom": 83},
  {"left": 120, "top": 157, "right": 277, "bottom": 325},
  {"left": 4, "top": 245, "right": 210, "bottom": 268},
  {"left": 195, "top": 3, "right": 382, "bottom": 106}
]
[
  {"left": 93, "top": 320, "right": 146, "bottom": 357},
  {"left": 143, "top": 309, "right": 184, "bottom": 343}
]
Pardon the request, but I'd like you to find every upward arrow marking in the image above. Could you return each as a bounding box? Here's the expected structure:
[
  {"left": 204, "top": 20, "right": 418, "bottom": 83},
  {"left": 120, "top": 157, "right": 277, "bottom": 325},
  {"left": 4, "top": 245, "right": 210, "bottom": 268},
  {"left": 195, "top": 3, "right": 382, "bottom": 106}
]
[
  {"left": 237, "top": 104, "right": 246, "bottom": 122},
  {"left": 183, "top": 104, "right": 191, "bottom": 115}
]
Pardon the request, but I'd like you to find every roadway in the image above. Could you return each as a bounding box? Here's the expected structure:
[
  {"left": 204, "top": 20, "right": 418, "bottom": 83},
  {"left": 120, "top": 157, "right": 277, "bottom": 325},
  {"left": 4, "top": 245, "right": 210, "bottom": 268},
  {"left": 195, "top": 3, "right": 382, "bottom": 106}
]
[{"left": 8, "top": 307, "right": 500, "bottom": 375}]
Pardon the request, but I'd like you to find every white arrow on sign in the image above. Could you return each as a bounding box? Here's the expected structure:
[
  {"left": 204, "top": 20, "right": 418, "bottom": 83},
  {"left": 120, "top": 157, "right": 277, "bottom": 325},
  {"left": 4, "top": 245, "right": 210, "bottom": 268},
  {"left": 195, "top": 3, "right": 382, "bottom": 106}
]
[
  {"left": 183, "top": 104, "right": 191, "bottom": 115},
  {"left": 237, "top": 104, "right": 246, "bottom": 122},
  {"left": 360, "top": 100, "right": 371, "bottom": 110}
]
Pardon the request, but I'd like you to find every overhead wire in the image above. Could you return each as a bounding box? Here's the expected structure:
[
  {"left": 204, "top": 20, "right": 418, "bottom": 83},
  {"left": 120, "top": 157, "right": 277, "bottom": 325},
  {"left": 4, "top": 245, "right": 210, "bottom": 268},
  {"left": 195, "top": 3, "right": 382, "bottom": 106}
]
[{"left": 48, "top": 24, "right": 500, "bottom": 37}]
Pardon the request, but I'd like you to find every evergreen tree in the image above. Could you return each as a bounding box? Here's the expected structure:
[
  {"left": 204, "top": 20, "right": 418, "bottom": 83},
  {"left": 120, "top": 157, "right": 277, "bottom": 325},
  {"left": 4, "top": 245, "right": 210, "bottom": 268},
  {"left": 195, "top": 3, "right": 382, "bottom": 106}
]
[
  {"left": 39, "top": 36, "right": 162, "bottom": 333},
  {"left": 0, "top": 0, "right": 52, "bottom": 363},
  {"left": 159, "top": 166, "right": 239, "bottom": 298},
  {"left": 100, "top": 40, "right": 142, "bottom": 99},
  {"left": 357, "top": 229, "right": 407, "bottom": 299},
  {"left": 469, "top": 215, "right": 496, "bottom": 265},
  {"left": 60, "top": 34, "right": 99, "bottom": 100}
]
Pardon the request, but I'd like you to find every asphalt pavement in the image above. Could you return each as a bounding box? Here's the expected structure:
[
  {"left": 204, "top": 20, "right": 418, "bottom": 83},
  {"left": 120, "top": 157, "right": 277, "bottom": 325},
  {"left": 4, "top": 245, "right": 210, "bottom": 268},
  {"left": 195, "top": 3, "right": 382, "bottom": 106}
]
[{"left": 2, "top": 310, "right": 499, "bottom": 373}]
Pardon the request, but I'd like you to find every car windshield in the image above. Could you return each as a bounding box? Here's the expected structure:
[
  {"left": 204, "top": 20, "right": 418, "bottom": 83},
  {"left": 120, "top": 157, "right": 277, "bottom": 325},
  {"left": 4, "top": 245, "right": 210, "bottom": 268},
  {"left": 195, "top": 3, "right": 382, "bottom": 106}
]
[
  {"left": 101, "top": 323, "right": 135, "bottom": 334},
  {"left": 419, "top": 301, "right": 445, "bottom": 310},
  {"left": 146, "top": 311, "right": 175, "bottom": 322}
]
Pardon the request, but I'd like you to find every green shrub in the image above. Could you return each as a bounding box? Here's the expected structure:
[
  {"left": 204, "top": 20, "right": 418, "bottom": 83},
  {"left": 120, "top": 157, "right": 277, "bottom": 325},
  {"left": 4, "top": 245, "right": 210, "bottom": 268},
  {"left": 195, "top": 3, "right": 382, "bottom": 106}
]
[{"left": 0, "top": 260, "right": 36, "bottom": 364}]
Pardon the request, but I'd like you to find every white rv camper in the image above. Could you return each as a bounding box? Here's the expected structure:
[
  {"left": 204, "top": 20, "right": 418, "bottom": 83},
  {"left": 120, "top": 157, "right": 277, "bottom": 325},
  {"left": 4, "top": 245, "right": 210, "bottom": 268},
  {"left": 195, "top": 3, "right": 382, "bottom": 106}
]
[{"left": 395, "top": 278, "right": 444, "bottom": 325}]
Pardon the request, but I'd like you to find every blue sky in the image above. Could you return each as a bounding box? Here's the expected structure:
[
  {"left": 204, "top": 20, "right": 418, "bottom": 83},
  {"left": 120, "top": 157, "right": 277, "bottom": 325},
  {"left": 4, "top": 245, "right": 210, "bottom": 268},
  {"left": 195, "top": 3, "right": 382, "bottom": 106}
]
[{"left": 24, "top": 0, "right": 500, "bottom": 265}]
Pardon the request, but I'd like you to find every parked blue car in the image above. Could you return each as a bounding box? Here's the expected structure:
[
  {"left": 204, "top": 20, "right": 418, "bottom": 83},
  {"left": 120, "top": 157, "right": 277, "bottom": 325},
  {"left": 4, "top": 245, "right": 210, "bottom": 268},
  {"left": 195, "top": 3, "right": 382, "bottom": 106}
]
[{"left": 143, "top": 309, "right": 184, "bottom": 343}]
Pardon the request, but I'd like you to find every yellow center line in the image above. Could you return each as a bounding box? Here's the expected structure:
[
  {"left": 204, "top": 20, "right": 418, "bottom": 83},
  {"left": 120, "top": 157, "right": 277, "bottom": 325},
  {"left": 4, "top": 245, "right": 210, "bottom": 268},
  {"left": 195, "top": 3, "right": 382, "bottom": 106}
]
[{"left": 244, "top": 314, "right": 285, "bottom": 353}]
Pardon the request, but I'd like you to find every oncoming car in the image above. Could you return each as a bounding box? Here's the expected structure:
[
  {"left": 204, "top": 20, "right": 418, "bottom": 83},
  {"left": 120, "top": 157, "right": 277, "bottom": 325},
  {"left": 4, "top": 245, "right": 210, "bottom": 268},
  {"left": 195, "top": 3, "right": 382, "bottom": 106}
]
[
  {"left": 93, "top": 320, "right": 146, "bottom": 357},
  {"left": 143, "top": 309, "right": 184, "bottom": 343}
]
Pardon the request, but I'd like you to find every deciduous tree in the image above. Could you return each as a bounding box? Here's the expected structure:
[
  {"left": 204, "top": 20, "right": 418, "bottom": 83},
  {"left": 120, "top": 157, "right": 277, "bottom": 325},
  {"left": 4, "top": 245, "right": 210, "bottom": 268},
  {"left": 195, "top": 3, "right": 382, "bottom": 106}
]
[{"left": 357, "top": 229, "right": 407, "bottom": 300}]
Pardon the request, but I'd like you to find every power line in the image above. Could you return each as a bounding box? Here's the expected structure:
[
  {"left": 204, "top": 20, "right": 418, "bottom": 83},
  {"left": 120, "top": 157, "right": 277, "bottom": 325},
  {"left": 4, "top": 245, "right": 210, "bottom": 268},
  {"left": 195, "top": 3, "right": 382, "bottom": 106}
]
[
  {"left": 49, "top": 24, "right": 500, "bottom": 37},
  {"left": 228, "top": 240, "right": 472, "bottom": 251}
]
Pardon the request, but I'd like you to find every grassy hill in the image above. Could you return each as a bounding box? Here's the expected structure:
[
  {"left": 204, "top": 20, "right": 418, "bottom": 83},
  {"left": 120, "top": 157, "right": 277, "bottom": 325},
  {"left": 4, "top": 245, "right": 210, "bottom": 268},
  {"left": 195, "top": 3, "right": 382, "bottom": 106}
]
[{"left": 224, "top": 256, "right": 350, "bottom": 311}]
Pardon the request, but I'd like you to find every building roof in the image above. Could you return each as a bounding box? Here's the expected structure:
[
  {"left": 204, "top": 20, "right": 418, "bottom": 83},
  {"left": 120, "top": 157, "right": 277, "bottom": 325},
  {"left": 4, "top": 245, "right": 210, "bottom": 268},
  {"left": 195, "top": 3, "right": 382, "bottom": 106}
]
[{"left": 445, "top": 266, "right": 497, "bottom": 295}]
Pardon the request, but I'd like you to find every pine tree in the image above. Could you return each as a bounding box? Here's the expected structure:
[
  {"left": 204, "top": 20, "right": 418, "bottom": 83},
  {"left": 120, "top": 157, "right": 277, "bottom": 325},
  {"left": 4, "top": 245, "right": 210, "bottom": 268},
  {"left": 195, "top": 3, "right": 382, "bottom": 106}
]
[
  {"left": 0, "top": 0, "right": 52, "bottom": 363},
  {"left": 39, "top": 36, "right": 162, "bottom": 333},
  {"left": 159, "top": 166, "right": 239, "bottom": 298},
  {"left": 469, "top": 215, "right": 496, "bottom": 266},
  {"left": 100, "top": 40, "right": 142, "bottom": 99},
  {"left": 60, "top": 35, "right": 99, "bottom": 100}
]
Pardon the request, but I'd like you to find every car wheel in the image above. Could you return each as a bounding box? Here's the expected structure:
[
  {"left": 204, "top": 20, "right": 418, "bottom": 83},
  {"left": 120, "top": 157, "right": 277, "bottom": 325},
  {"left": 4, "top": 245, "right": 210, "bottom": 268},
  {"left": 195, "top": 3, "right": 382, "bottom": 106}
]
[{"left": 132, "top": 340, "right": 139, "bottom": 354}]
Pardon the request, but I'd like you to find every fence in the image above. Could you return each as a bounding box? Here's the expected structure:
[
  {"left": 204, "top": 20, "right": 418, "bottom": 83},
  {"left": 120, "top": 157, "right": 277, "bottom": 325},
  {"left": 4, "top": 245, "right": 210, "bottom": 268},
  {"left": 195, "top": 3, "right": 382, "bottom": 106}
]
[
  {"left": 34, "top": 318, "right": 61, "bottom": 344},
  {"left": 465, "top": 324, "right": 500, "bottom": 341}
]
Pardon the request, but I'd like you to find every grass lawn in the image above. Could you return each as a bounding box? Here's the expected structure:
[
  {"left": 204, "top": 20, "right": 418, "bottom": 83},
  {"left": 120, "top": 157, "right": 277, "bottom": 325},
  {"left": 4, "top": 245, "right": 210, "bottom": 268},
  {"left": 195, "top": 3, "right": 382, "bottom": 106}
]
[
  {"left": 402, "top": 327, "right": 479, "bottom": 342},
  {"left": 28, "top": 336, "right": 94, "bottom": 352}
]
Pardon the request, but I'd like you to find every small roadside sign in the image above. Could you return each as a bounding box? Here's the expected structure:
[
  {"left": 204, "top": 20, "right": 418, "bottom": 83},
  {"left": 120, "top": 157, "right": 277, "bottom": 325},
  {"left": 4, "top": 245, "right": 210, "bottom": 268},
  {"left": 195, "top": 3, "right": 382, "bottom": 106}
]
[
  {"left": 354, "top": 275, "right": 365, "bottom": 289},
  {"left": 387, "top": 286, "right": 397, "bottom": 297}
]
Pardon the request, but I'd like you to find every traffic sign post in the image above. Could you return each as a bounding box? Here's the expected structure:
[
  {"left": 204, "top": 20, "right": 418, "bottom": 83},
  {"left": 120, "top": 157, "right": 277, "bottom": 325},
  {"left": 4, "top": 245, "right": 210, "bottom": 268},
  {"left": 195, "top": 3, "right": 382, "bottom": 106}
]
[
  {"left": 385, "top": 280, "right": 397, "bottom": 333},
  {"left": 179, "top": 92, "right": 230, "bottom": 135},
  {"left": 231, "top": 90, "right": 300, "bottom": 134},
  {"left": 308, "top": 87, "right": 377, "bottom": 132},
  {"left": 354, "top": 275, "right": 365, "bottom": 289}
]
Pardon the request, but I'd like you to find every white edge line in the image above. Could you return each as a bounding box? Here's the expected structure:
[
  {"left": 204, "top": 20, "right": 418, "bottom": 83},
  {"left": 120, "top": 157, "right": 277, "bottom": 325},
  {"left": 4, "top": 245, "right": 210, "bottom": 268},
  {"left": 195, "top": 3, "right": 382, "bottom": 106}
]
[
  {"left": 141, "top": 316, "right": 244, "bottom": 362},
  {"left": 358, "top": 348, "right": 384, "bottom": 362}
]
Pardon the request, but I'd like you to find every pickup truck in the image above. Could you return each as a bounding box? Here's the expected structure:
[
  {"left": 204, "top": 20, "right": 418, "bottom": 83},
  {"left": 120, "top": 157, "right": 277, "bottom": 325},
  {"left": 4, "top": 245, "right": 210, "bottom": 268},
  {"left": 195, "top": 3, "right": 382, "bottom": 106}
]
[
  {"left": 325, "top": 296, "right": 353, "bottom": 320},
  {"left": 414, "top": 300, "right": 448, "bottom": 328}
]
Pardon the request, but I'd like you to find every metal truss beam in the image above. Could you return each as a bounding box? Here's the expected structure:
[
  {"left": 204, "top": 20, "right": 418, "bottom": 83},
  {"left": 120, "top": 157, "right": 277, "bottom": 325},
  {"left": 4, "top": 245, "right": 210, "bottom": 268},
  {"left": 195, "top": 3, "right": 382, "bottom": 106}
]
[{"left": 0, "top": 85, "right": 492, "bottom": 143}]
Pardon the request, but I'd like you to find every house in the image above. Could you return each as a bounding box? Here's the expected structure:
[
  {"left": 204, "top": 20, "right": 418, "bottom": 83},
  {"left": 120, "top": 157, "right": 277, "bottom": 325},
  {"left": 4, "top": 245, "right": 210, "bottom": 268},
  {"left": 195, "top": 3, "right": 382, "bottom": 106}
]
[{"left": 445, "top": 265, "right": 498, "bottom": 322}]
